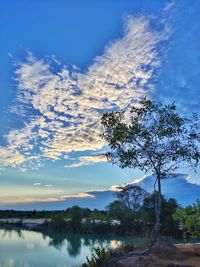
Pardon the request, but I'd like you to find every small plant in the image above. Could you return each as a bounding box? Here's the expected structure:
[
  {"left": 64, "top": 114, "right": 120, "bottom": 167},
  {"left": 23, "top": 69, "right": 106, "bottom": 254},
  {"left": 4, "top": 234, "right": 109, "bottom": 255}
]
[{"left": 86, "top": 246, "right": 112, "bottom": 267}]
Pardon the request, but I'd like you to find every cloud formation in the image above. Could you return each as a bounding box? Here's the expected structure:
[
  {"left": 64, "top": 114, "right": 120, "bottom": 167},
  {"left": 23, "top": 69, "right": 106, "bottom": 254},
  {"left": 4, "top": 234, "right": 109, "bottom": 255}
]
[
  {"left": 33, "top": 183, "right": 41, "bottom": 186},
  {"left": 0, "top": 192, "right": 95, "bottom": 204},
  {"left": 65, "top": 154, "right": 107, "bottom": 168},
  {"left": 0, "top": 14, "right": 169, "bottom": 169}
]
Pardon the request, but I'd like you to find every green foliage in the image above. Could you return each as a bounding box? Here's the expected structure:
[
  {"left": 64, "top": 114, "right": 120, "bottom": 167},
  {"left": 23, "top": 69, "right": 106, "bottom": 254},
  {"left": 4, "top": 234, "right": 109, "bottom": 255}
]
[
  {"left": 1, "top": 197, "right": 200, "bottom": 240},
  {"left": 115, "top": 184, "right": 148, "bottom": 211},
  {"left": 68, "top": 206, "right": 83, "bottom": 232},
  {"left": 107, "top": 200, "right": 135, "bottom": 234},
  {"left": 173, "top": 200, "right": 200, "bottom": 239},
  {"left": 86, "top": 247, "right": 111, "bottom": 267},
  {"left": 107, "top": 200, "right": 128, "bottom": 219},
  {"left": 89, "top": 209, "right": 108, "bottom": 221},
  {"left": 0, "top": 209, "right": 67, "bottom": 219},
  {"left": 141, "top": 192, "right": 180, "bottom": 237}
]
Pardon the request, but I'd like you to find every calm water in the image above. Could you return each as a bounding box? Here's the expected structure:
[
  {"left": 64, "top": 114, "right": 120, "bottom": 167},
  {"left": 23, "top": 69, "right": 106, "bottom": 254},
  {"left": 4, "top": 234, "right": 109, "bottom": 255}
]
[{"left": 0, "top": 229, "right": 139, "bottom": 267}]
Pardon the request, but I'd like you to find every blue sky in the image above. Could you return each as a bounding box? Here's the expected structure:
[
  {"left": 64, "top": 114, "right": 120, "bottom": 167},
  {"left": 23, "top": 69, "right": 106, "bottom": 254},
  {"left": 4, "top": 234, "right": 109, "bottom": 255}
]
[{"left": 0, "top": 0, "right": 200, "bottom": 209}]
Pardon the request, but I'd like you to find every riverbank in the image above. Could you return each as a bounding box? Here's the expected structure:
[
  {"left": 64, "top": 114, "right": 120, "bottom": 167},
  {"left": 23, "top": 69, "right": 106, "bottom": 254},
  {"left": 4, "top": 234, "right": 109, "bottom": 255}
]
[
  {"left": 0, "top": 217, "right": 125, "bottom": 236},
  {"left": 88, "top": 241, "right": 200, "bottom": 267},
  {"left": 0, "top": 218, "right": 48, "bottom": 227}
]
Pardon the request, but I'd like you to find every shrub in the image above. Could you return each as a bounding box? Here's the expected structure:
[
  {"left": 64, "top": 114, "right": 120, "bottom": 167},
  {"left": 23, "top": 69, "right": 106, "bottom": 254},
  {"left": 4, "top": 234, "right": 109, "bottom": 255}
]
[{"left": 86, "top": 247, "right": 111, "bottom": 267}]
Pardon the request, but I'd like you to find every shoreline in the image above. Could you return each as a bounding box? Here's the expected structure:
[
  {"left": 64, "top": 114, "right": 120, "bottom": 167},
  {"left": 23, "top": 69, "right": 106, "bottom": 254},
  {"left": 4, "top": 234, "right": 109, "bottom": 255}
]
[
  {"left": 1, "top": 224, "right": 200, "bottom": 245},
  {"left": 87, "top": 241, "right": 200, "bottom": 267},
  {"left": 1, "top": 226, "right": 200, "bottom": 266}
]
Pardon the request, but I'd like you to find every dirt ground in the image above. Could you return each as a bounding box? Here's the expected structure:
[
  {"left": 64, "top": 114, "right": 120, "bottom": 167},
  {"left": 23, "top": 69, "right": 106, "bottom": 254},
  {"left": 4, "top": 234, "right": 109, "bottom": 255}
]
[{"left": 103, "top": 242, "right": 200, "bottom": 267}]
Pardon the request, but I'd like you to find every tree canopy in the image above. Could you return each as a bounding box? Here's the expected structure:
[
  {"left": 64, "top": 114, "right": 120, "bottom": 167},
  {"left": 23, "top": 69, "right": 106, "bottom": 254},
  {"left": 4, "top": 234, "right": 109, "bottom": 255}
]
[
  {"left": 115, "top": 184, "right": 148, "bottom": 212},
  {"left": 101, "top": 98, "right": 200, "bottom": 177}
]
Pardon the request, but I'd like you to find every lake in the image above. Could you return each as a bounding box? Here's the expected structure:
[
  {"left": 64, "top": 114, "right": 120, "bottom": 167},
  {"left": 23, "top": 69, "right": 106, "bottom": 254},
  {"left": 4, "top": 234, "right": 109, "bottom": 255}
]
[{"left": 0, "top": 229, "right": 140, "bottom": 267}]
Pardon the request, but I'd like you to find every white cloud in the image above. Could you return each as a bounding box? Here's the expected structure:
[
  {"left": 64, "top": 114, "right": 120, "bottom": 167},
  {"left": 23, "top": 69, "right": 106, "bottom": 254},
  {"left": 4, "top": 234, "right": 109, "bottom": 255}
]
[
  {"left": 33, "top": 183, "right": 53, "bottom": 188},
  {"left": 0, "top": 147, "right": 25, "bottom": 167},
  {"left": 60, "top": 192, "right": 95, "bottom": 199},
  {"left": 65, "top": 154, "right": 107, "bottom": 168},
  {"left": 45, "top": 184, "right": 53, "bottom": 187},
  {"left": 1, "top": 13, "right": 170, "bottom": 168},
  {"left": 0, "top": 192, "right": 95, "bottom": 204},
  {"left": 110, "top": 185, "right": 123, "bottom": 192},
  {"left": 33, "top": 183, "right": 41, "bottom": 186}
]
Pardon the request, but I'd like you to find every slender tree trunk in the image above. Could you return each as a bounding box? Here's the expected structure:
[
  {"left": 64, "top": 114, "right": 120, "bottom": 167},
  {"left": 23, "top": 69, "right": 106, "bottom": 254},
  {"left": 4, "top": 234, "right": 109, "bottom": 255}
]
[{"left": 155, "top": 174, "right": 161, "bottom": 241}]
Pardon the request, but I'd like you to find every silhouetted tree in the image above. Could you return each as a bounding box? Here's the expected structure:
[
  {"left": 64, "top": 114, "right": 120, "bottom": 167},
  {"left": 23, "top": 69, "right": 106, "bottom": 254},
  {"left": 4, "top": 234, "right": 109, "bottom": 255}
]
[
  {"left": 107, "top": 200, "right": 128, "bottom": 220},
  {"left": 115, "top": 184, "right": 148, "bottom": 212},
  {"left": 101, "top": 98, "right": 200, "bottom": 239},
  {"left": 67, "top": 206, "right": 82, "bottom": 232},
  {"left": 141, "top": 193, "right": 180, "bottom": 237},
  {"left": 107, "top": 200, "right": 135, "bottom": 234}
]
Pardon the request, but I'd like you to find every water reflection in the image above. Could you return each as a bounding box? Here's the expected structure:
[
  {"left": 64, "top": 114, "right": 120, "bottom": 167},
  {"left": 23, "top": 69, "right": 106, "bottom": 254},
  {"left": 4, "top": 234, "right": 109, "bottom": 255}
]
[
  {"left": 66, "top": 235, "right": 81, "bottom": 257},
  {"left": 0, "top": 229, "right": 134, "bottom": 267},
  {"left": 1, "top": 228, "right": 24, "bottom": 239},
  {"left": 43, "top": 231, "right": 123, "bottom": 257}
]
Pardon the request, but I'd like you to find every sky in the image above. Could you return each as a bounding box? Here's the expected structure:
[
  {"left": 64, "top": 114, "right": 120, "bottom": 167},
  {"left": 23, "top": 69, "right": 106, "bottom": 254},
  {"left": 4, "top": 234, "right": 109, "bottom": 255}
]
[{"left": 0, "top": 0, "right": 200, "bottom": 210}]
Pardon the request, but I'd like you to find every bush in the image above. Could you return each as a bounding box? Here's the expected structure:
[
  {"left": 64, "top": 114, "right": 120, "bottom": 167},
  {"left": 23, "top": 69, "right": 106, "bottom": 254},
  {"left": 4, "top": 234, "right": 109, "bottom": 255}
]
[
  {"left": 86, "top": 247, "right": 112, "bottom": 267},
  {"left": 173, "top": 200, "right": 200, "bottom": 239}
]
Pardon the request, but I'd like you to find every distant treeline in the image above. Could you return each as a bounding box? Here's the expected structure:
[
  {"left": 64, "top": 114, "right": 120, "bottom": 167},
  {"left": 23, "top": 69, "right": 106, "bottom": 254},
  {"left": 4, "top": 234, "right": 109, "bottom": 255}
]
[
  {"left": 0, "top": 190, "right": 200, "bottom": 239},
  {"left": 0, "top": 209, "right": 67, "bottom": 219}
]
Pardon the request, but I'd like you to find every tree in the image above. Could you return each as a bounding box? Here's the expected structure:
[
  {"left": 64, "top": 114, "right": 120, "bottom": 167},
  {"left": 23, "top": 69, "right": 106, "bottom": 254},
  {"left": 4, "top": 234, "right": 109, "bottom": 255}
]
[
  {"left": 107, "top": 200, "right": 129, "bottom": 220},
  {"left": 101, "top": 98, "right": 200, "bottom": 239},
  {"left": 115, "top": 184, "right": 148, "bottom": 212},
  {"left": 141, "top": 193, "right": 180, "bottom": 237},
  {"left": 67, "top": 206, "right": 82, "bottom": 232},
  {"left": 107, "top": 200, "right": 135, "bottom": 234}
]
